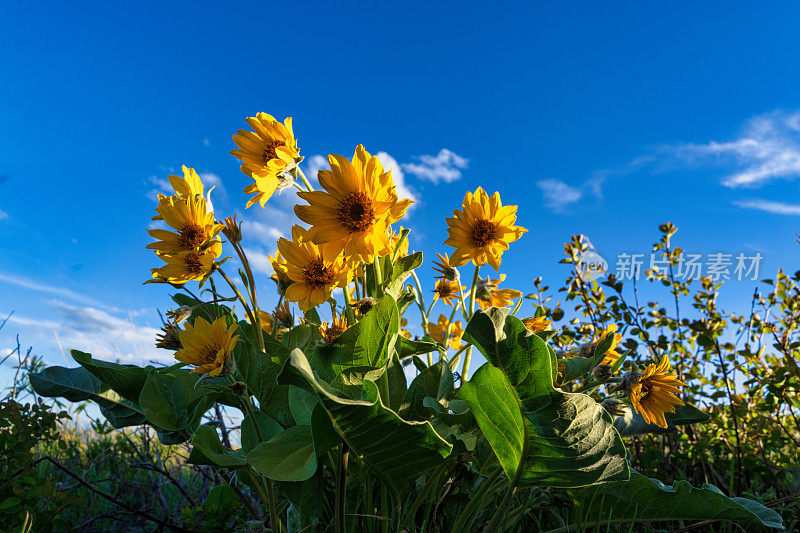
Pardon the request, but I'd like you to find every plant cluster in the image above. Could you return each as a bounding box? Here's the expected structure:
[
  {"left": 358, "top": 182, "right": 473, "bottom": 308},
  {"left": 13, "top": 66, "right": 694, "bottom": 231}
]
[{"left": 25, "top": 114, "right": 788, "bottom": 531}]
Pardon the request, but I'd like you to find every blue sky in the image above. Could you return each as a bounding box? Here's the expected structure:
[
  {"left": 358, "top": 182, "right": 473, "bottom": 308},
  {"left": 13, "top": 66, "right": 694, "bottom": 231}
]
[{"left": 3, "top": 2, "right": 800, "bottom": 371}]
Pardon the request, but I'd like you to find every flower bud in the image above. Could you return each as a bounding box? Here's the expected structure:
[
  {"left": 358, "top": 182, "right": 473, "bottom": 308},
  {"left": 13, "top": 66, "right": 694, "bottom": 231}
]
[
  {"left": 166, "top": 307, "right": 192, "bottom": 324},
  {"left": 155, "top": 323, "right": 182, "bottom": 350},
  {"left": 592, "top": 363, "right": 613, "bottom": 381},
  {"left": 354, "top": 297, "right": 377, "bottom": 316},
  {"left": 222, "top": 215, "right": 243, "bottom": 245},
  {"left": 230, "top": 381, "right": 248, "bottom": 396},
  {"left": 601, "top": 398, "right": 628, "bottom": 417}
]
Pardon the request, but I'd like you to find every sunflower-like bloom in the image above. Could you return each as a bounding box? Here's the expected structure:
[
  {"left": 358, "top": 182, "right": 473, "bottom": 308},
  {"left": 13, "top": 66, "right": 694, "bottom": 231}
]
[
  {"left": 320, "top": 312, "right": 348, "bottom": 343},
  {"left": 277, "top": 226, "right": 352, "bottom": 311},
  {"left": 626, "top": 356, "right": 685, "bottom": 428},
  {"left": 231, "top": 113, "right": 300, "bottom": 208},
  {"left": 475, "top": 274, "right": 522, "bottom": 310},
  {"left": 596, "top": 324, "right": 622, "bottom": 366},
  {"left": 522, "top": 315, "right": 552, "bottom": 333},
  {"left": 174, "top": 317, "right": 239, "bottom": 376},
  {"left": 148, "top": 243, "right": 221, "bottom": 284},
  {"left": 399, "top": 318, "right": 412, "bottom": 339},
  {"left": 427, "top": 314, "right": 463, "bottom": 350},
  {"left": 254, "top": 310, "right": 274, "bottom": 334},
  {"left": 294, "top": 145, "right": 413, "bottom": 263},
  {"left": 432, "top": 252, "right": 459, "bottom": 282},
  {"left": 155, "top": 322, "right": 182, "bottom": 350},
  {"left": 444, "top": 187, "right": 527, "bottom": 270},
  {"left": 151, "top": 167, "right": 205, "bottom": 213},
  {"left": 432, "top": 279, "right": 464, "bottom": 306},
  {"left": 147, "top": 195, "right": 223, "bottom": 256}
]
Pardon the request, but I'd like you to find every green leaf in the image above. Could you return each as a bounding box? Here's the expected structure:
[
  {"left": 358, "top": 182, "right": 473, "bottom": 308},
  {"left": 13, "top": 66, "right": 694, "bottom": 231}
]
[
  {"left": 613, "top": 403, "right": 710, "bottom": 437},
  {"left": 462, "top": 308, "right": 629, "bottom": 487},
  {"left": 188, "top": 424, "right": 246, "bottom": 467},
  {"left": 315, "top": 295, "right": 399, "bottom": 387},
  {"left": 201, "top": 485, "right": 239, "bottom": 518},
  {"left": 248, "top": 425, "right": 317, "bottom": 482},
  {"left": 458, "top": 363, "right": 525, "bottom": 480},
  {"left": 579, "top": 470, "right": 783, "bottom": 529},
  {"left": 310, "top": 403, "right": 340, "bottom": 456},
  {"left": 240, "top": 411, "right": 283, "bottom": 453},
  {"left": 234, "top": 331, "right": 290, "bottom": 422},
  {"left": 386, "top": 353, "right": 407, "bottom": 412},
  {"left": 385, "top": 251, "right": 423, "bottom": 297},
  {"left": 139, "top": 367, "right": 209, "bottom": 431},
  {"left": 29, "top": 365, "right": 146, "bottom": 428},
  {"left": 71, "top": 350, "right": 154, "bottom": 404},
  {"left": 282, "top": 349, "right": 452, "bottom": 486},
  {"left": 289, "top": 385, "right": 317, "bottom": 426},
  {"left": 396, "top": 336, "right": 440, "bottom": 360},
  {"left": 399, "top": 360, "right": 448, "bottom": 421}
]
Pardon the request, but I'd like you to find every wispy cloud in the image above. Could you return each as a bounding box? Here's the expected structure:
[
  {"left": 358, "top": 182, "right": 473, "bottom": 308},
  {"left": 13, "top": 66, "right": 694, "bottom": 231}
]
[
  {"left": 0, "top": 209, "right": 8, "bottom": 220},
  {"left": 733, "top": 199, "right": 800, "bottom": 215},
  {"left": 402, "top": 149, "right": 468, "bottom": 184},
  {"left": 666, "top": 110, "right": 800, "bottom": 188},
  {"left": 8, "top": 301, "right": 167, "bottom": 363},
  {"left": 0, "top": 271, "right": 114, "bottom": 310},
  {"left": 536, "top": 176, "right": 604, "bottom": 213}
]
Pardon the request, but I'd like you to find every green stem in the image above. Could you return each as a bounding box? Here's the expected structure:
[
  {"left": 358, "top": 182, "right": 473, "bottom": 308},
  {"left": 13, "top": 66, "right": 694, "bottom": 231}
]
[
  {"left": 374, "top": 256, "right": 384, "bottom": 297},
  {"left": 405, "top": 462, "right": 449, "bottom": 525},
  {"left": 216, "top": 267, "right": 257, "bottom": 338},
  {"left": 219, "top": 470, "right": 260, "bottom": 521},
  {"left": 296, "top": 166, "right": 315, "bottom": 192},
  {"left": 485, "top": 420, "right": 529, "bottom": 533},
  {"left": 231, "top": 243, "right": 266, "bottom": 353},
  {"left": 336, "top": 444, "right": 350, "bottom": 533},
  {"left": 461, "top": 265, "right": 481, "bottom": 380},
  {"left": 380, "top": 484, "right": 390, "bottom": 533}
]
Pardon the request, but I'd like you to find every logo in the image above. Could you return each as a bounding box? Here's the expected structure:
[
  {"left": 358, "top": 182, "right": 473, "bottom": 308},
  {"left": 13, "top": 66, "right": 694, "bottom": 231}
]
[{"left": 577, "top": 248, "right": 608, "bottom": 281}]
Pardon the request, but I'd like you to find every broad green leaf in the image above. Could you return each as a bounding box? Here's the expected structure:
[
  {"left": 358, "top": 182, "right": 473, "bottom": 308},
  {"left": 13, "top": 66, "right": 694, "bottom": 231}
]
[
  {"left": 71, "top": 350, "right": 154, "bottom": 404},
  {"left": 399, "top": 360, "right": 448, "bottom": 421},
  {"left": 463, "top": 308, "right": 628, "bottom": 487},
  {"left": 385, "top": 251, "right": 423, "bottom": 297},
  {"left": 315, "top": 295, "right": 399, "bottom": 386},
  {"left": 289, "top": 385, "right": 317, "bottom": 426},
  {"left": 310, "top": 403, "right": 340, "bottom": 456},
  {"left": 579, "top": 470, "right": 783, "bottom": 529},
  {"left": 396, "top": 336, "right": 440, "bottom": 360},
  {"left": 240, "top": 411, "right": 283, "bottom": 453},
  {"left": 248, "top": 425, "right": 317, "bottom": 482},
  {"left": 234, "top": 331, "right": 290, "bottom": 421},
  {"left": 282, "top": 349, "right": 452, "bottom": 486},
  {"left": 188, "top": 424, "right": 246, "bottom": 467},
  {"left": 201, "top": 485, "right": 239, "bottom": 518},
  {"left": 458, "top": 364, "right": 525, "bottom": 479},
  {"left": 613, "top": 403, "right": 710, "bottom": 437},
  {"left": 386, "top": 353, "right": 407, "bottom": 412},
  {"left": 139, "top": 367, "right": 209, "bottom": 431},
  {"left": 29, "top": 365, "right": 146, "bottom": 428}
]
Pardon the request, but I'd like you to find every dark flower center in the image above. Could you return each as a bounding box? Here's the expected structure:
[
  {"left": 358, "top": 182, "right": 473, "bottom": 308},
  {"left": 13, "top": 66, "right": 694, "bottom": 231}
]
[
  {"left": 263, "top": 140, "right": 286, "bottom": 163},
  {"left": 303, "top": 257, "right": 336, "bottom": 289},
  {"left": 471, "top": 219, "right": 498, "bottom": 248},
  {"left": 184, "top": 253, "right": 204, "bottom": 274},
  {"left": 337, "top": 192, "right": 375, "bottom": 232},
  {"left": 178, "top": 223, "right": 206, "bottom": 250},
  {"left": 324, "top": 325, "right": 345, "bottom": 342}
]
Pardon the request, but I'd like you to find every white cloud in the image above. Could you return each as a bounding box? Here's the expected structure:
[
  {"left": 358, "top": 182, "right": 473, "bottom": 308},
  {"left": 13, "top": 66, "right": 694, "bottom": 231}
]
[
  {"left": 302, "top": 154, "right": 327, "bottom": 183},
  {"left": 375, "top": 151, "right": 418, "bottom": 207},
  {"left": 8, "top": 301, "right": 168, "bottom": 364},
  {"left": 0, "top": 271, "right": 114, "bottom": 310},
  {"left": 146, "top": 175, "right": 171, "bottom": 201},
  {"left": 241, "top": 220, "right": 284, "bottom": 247},
  {"left": 402, "top": 149, "right": 468, "bottom": 184},
  {"left": 200, "top": 172, "right": 227, "bottom": 202},
  {"left": 241, "top": 246, "right": 272, "bottom": 276},
  {"left": 733, "top": 199, "right": 800, "bottom": 215},
  {"left": 668, "top": 110, "right": 800, "bottom": 188},
  {"left": 537, "top": 179, "right": 583, "bottom": 212},
  {"left": 203, "top": 138, "right": 210, "bottom": 147}
]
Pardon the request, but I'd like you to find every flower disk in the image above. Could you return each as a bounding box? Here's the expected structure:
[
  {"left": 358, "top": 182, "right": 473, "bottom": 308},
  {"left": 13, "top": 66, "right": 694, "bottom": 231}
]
[
  {"left": 174, "top": 317, "right": 239, "bottom": 377},
  {"left": 294, "top": 145, "right": 412, "bottom": 263},
  {"left": 444, "top": 187, "right": 527, "bottom": 270},
  {"left": 231, "top": 113, "right": 300, "bottom": 208},
  {"left": 629, "top": 356, "right": 686, "bottom": 428}
]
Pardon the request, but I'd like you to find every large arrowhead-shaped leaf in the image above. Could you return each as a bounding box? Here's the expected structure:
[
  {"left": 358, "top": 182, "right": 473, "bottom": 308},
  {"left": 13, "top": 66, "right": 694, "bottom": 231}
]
[
  {"left": 399, "top": 360, "right": 449, "bottom": 421},
  {"left": 188, "top": 424, "right": 246, "bottom": 467},
  {"left": 139, "top": 367, "right": 211, "bottom": 431},
  {"left": 460, "top": 308, "right": 628, "bottom": 487},
  {"left": 248, "top": 425, "right": 317, "bottom": 482},
  {"left": 578, "top": 470, "right": 783, "bottom": 529},
  {"left": 29, "top": 365, "right": 146, "bottom": 428},
  {"left": 385, "top": 251, "right": 423, "bottom": 297},
  {"left": 234, "top": 330, "right": 291, "bottom": 422},
  {"left": 70, "top": 350, "right": 154, "bottom": 404},
  {"left": 314, "top": 295, "right": 399, "bottom": 388},
  {"left": 280, "top": 349, "right": 451, "bottom": 486}
]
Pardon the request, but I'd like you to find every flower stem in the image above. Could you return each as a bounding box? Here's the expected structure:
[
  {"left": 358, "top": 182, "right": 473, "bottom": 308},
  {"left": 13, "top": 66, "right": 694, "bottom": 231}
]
[
  {"left": 296, "top": 166, "right": 315, "bottom": 192},
  {"left": 231, "top": 242, "right": 266, "bottom": 353},
  {"left": 216, "top": 267, "right": 257, "bottom": 334},
  {"left": 336, "top": 443, "right": 350, "bottom": 533},
  {"left": 461, "top": 265, "right": 481, "bottom": 380}
]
